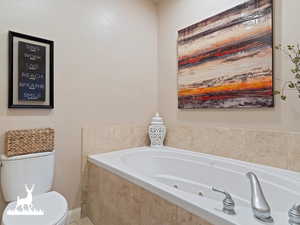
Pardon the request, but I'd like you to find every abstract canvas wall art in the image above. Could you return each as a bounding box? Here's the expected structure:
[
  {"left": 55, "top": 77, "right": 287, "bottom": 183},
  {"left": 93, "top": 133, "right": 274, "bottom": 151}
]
[{"left": 177, "top": 0, "right": 273, "bottom": 109}]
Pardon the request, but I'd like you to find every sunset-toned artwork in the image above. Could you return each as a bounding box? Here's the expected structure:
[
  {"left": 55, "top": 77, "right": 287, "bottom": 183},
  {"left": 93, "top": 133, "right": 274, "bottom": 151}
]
[{"left": 177, "top": 0, "right": 273, "bottom": 109}]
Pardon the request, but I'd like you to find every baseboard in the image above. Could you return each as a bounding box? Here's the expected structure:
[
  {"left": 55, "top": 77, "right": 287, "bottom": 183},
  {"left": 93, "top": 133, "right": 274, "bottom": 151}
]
[{"left": 67, "top": 207, "right": 81, "bottom": 224}]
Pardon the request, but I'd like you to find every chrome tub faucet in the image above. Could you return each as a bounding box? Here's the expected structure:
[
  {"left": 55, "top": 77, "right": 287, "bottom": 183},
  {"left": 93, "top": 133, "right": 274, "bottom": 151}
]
[
  {"left": 212, "top": 187, "right": 236, "bottom": 215},
  {"left": 289, "top": 204, "right": 300, "bottom": 225},
  {"left": 246, "top": 172, "right": 274, "bottom": 223}
]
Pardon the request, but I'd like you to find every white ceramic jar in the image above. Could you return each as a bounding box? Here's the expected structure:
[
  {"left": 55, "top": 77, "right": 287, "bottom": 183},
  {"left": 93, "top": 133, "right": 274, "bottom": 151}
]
[{"left": 148, "top": 113, "right": 166, "bottom": 147}]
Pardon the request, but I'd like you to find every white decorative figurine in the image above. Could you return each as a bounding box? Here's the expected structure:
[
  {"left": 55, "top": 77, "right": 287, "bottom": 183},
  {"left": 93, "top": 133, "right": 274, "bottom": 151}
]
[{"left": 148, "top": 113, "right": 166, "bottom": 147}]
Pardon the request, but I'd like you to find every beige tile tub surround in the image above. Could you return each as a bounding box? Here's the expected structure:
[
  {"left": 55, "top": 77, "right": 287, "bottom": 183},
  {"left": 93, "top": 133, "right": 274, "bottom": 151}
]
[
  {"left": 81, "top": 124, "right": 149, "bottom": 217},
  {"left": 69, "top": 217, "right": 94, "bottom": 225},
  {"left": 81, "top": 124, "right": 300, "bottom": 220},
  {"left": 87, "top": 162, "right": 213, "bottom": 225},
  {"left": 165, "top": 124, "right": 300, "bottom": 172}
]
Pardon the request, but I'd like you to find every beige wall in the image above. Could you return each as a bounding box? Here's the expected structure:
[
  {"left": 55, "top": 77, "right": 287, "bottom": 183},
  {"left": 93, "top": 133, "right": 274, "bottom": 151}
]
[
  {"left": 0, "top": 0, "right": 158, "bottom": 209},
  {"left": 157, "top": 0, "right": 300, "bottom": 132}
]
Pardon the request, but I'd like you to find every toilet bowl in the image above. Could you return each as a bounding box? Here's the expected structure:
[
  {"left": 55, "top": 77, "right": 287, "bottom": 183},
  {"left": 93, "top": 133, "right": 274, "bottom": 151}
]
[{"left": 0, "top": 152, "right": 68, "bottom": 225}]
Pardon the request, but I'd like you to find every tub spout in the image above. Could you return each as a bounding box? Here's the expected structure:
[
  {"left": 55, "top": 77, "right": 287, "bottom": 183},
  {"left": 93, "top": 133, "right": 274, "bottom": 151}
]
[{"left": 246, "top": 172, "right": 274, "bottom": 223}]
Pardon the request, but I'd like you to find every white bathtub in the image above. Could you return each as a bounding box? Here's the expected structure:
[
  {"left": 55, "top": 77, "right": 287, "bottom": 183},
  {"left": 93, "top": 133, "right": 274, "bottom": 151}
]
[{"left": 88, "top": 146, "right": 300, "bottom": 225}]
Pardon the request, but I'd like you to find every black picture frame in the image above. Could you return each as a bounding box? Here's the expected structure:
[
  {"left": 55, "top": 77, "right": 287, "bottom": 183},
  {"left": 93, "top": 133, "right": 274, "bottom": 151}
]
[{"left": 8, "top": 31, "right": 54, "bottom": 109}]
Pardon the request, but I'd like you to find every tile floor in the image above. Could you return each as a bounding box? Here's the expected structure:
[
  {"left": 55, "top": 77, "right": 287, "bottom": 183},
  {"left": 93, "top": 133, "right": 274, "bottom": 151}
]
[{"left": 69, "top": 217, "right": 94, "bottom": 225}]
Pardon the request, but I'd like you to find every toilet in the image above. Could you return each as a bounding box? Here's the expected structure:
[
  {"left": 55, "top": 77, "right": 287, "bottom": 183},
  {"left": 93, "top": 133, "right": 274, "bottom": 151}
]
[{"left": 0, "top": 151, "right": 68, "bottom": 225}]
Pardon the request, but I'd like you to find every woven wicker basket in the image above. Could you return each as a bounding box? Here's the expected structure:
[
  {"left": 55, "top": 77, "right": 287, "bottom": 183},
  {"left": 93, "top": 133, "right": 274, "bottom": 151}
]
[{"left": 5, "top": 128, "right": 55, "bottom": 157}]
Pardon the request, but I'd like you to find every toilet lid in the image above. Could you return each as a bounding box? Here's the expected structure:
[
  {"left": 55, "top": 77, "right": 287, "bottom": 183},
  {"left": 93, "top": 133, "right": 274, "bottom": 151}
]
[{"left": 2, "top": 191, "right": 68, "bottom": 225}]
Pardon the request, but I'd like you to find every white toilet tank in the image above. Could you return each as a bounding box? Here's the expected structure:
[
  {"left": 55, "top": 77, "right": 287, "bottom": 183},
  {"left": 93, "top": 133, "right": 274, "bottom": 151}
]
[{"left": 0, "top": 151, "right": 55, "bottom": 202}]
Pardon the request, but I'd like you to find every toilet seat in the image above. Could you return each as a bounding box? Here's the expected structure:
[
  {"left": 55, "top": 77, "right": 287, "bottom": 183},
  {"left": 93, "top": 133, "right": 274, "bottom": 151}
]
[{"left": 2, "top": 191, "right": 68, "bottom": 225}]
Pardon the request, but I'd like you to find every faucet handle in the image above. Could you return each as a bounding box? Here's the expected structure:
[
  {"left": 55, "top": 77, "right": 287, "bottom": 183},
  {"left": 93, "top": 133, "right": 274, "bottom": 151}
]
[
  {"left": 289, "top": 204, "right": 300, "bottom": 225},
  {"left": 212, "top": 187, "right": 236, "bottom": 215}
]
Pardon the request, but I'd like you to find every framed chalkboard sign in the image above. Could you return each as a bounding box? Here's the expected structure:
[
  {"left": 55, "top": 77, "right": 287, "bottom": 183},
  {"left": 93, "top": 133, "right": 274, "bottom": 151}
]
[{"left": 8, "top": 31, "right": 54, "bottom": 109}]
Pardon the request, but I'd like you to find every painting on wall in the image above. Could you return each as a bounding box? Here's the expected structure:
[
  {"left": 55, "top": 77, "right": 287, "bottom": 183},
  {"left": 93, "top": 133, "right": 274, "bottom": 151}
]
[{"left": 177, "top": 0, "right": 273, "bottom": 109}]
